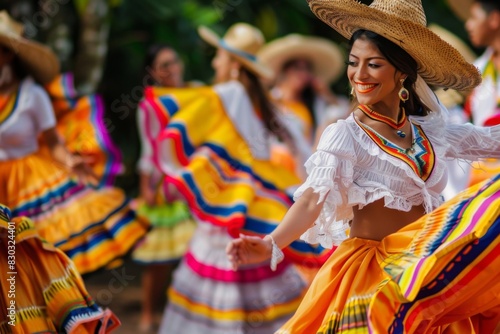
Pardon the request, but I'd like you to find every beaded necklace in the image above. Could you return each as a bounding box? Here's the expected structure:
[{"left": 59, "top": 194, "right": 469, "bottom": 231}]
[{"left": 359, "top": 104, "right": 407, "bottom": 138}]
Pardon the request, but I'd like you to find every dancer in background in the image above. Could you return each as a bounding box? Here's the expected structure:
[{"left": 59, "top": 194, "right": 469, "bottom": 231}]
[
  {"left": 0, "top": 10, "right": 149, "bottom": 275},
  {"left": 258, "top": 34, "right": 350, "bottom": 146},
  {"left": 0, "top": 203, "right": 121, "bottom": 333},
  {"left": 133, "top": 43, "right": 196, "bottom": 332},
  {"left": 427, "top": 23, "right": 477, "bottom": 200},
  {"left": 228, "top": 0, "right": 500, "bottom": 332},
  {"left": 144, "top": 23, "right": 331, "bottom": 333},
  {"left": 462, "top": 0, "right": 500, "bottom": 186}
]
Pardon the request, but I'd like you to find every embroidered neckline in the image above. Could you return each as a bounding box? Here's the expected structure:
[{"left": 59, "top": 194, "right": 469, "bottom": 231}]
[{"left": 354, "top": 117, "right": 436, "bottom": 181}]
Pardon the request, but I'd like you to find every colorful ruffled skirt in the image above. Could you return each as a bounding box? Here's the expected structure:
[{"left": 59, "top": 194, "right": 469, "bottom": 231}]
[
  {"left": 41, "top": 72, "right": 122, "bottom": 187},
  {"left": 277, "top": 175, "right": 500, "bottom": 333},
  {"left": 0, "top": 204, "right": 120, "bottom": 333},
  {"left": 0, "top": 151, "right": 149, "bottom": 274},
  {"left": 132, "top": 199, "right": 196, "bottom": 264},
  {"left": 158, "top": 221, "right": 308, "bottom": 334}
]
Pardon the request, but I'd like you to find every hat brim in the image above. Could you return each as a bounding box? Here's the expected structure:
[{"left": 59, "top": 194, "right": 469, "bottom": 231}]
[
  {"left": 446, "top": 0, "right": 473, "bottom": 21},
  {"left": 308, "top": 0, "right": 481, "bottom": 91},
  {"left": 0, "top": 34, "right": 59, "bottom": 84},
  {"left": 428, "top": 24, "right": 476, "bottom": 63},
  {"left": 258, "top": 35, "right": 345, "bottom": 84},
  {"left": 198, "top": 26, "right": 274, "bottom": 80}
]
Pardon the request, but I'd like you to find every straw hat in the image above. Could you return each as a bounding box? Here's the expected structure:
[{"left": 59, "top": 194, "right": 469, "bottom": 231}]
[
  {"left": 428, "top": 24, "right": 476, "bottom": 108},
  {"left": 258, "top": 34, "right": 345, "bottom": 84},
  {"left": 428, "top": 24, "right": 476, "bottom": 63},
  {"left": 198, "top": 23, "right": 273, "bottom": 80},
  {"left": 0, "top": 11, "right": 59, "bottom": 84},
  {"left": 306, "top": 0, "right": 481, "bottom": 91},
  {"left": 446, "top": 0, "right": 474, "bottom": 21}
]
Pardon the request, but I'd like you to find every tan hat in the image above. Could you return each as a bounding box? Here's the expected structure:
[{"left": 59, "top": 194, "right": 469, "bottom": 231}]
[
  {"left": 258, "top": 34, "right": 345, "bottom": 84},
  {"left": 198, "top": 23, "right": 273, "bottom": 80},
  {"left": 306, "top": 0, "right": 481, "bottom": 91},
  {"left": 428, "top": 24, "right": 476, "bottom": 63},
  {"left": 0, "top": 11, "right": 59, "bottom": 84},
  {"left": 446, "top": 0, "right": 474, "bottom": 21},
  {"left": 428, "top": 24, "right": 476, "bottom": 108}
]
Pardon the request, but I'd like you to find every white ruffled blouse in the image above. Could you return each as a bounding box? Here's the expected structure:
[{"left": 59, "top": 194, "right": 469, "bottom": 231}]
[{"left": 295, "top": 112, "right": 500, "bottom": 248}]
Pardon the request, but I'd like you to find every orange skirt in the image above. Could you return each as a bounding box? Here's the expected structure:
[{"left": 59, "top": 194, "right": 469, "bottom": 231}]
[
  {"left": 0, "top": 204, "right": 120, "bottom": 333},
  {"left": 278, "top": 175, "right": 500, "bottom": 333},
  {"left": 0, "top": 151, "right": 149, "bottom": 274}
]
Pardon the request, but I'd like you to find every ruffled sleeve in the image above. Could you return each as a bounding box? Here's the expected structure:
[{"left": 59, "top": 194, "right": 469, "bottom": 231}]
[
  {"left": 443, "top": 123, "right": 500, "bottom": 160},
  {"left": 294, "top": 120, "right": 357, "bottom": 248},
  {"left": 412, "top": 112, "right": 500, "bottom": 161}
]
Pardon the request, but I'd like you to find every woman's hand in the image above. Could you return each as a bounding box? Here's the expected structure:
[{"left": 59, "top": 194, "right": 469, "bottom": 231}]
[
  {"left": 226, "top": 234, "right": 273, "bottom": 271},
  {"left": 67, "top": 153, "right": 99, "bottom": 186}
]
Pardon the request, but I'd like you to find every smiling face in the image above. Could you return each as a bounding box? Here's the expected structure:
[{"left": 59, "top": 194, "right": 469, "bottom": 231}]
[{"left": 347, "top": 35, "right": 405, "bottom": 112}]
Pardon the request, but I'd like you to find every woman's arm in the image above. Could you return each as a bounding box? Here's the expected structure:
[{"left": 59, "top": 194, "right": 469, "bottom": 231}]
[
  {"left": 226, "top": 187, "right": 325, "bottom": 270},
  {"left": 42, "top": 127, "right": 98, "bottom": 185}
]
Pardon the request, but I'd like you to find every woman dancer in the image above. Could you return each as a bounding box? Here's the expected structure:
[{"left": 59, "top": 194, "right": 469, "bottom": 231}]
[
  {"left": 143, "top": 23, "right": 331, "bottom": 333},
  {"left": 227, "top": 1, "right": 500, "bottom": 332},
  {"left": 259, "top": 34, "right": 350, "bottom": 145},
  {"left": 0, "top": 11, "right": 149, "bottom": 275},
  {"left": 133, "top": 43, "right": 196, "bottom": 331}
]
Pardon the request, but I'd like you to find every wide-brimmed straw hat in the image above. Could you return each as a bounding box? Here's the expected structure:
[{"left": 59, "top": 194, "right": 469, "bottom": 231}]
[
  {"left": 428, "top": 24, "right": 476, "bottom": 63},
  {"left": 258, "top": 34, "right": 345, "bottom": 84},
  {"left": 428, "top": 24, "right": 476, "bottom": 107},
  {"left": 446, "top": 0, "right": 474, "bottom": 21},
  {"left": 198, "top": 23, "right": 273, "bottom": 80},
  {"left": 306, "top": 0, "right": 481, "bottom": 91},
  {"left": 0, "top": 11, "right": 59, "bottom": 84}
]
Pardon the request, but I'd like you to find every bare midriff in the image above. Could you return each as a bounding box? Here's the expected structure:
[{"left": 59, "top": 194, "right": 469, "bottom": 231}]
[{"left": 349, "top": 198, "right": 426, "bottom": 241}]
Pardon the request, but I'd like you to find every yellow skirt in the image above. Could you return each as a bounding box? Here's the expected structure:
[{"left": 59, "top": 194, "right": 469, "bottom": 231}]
[
  {"left": 0, "top": 204, "right": 120, "bottom": 333},
  {"left": 278, "top": 175, "right": 500, "bottom": 333},
  {"left": 0, "top": 151, "right": 149, "bottom": 274},
  {"left": 131, "top": 199, "right": 196, "bottom": 264}
]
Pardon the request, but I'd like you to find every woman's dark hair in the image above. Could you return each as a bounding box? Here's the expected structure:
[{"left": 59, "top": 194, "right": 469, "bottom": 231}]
[
  {"left": 143, "top": 43, "right": 177, "bottom": 85},
  {"left": 349, "top": 29, "right": 429, "bottom": 116},
  {"left": 476, "top": 0, "right": 500, "bottom": 12},
  {"left": 282, "top": 59, "right": 317, "bottom": 128},
  {"left": 240, "top": 67, "right": 296, "bottom": 152},
  {"left": 11, "top": 56, "right": 28, "bottom": 81},
  {"left": 0, "top": 45, "right": 28, "bottom": 81}
]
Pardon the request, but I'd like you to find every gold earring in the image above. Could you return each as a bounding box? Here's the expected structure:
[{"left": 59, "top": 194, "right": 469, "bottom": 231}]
[
  {"left": 398, "top": 78, "right": 409, "bottom": 102},
  {"left": 350, "top": 86, "right": 355, "bottom": 98}
]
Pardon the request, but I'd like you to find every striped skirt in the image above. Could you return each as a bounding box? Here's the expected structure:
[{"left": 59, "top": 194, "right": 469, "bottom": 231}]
[
  {"left": 277, "top": 175, "right": 500, "bottom": 333},
  {"left": 158, "top": 221, "right": 307, "bottom": 334},
  {"left": 132, "top": 199, "right": 196, "bottom": 264},
  {"left": 0, "top": 204, "right": 120, "bottom": 333},
  {"left": 0, "top": 151, "right": 149, "bottom": 274}
]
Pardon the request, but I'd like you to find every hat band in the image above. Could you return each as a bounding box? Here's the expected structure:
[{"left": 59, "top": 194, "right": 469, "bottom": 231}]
[{"left": 219, "top": 40, "right": 257, "bottom": 62}]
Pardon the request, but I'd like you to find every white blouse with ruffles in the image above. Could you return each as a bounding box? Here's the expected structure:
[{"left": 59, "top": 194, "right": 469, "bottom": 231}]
[
  {"left": 295, "top": 111, "right": 500, "bottom": 248},
  {"left": 0, "top": 78, "right": 55, "bottom": 161}
]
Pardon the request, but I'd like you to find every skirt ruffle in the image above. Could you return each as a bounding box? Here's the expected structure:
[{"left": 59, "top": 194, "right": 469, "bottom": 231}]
[
  {"left": 159, "top": 222, "right": 307, "bottom": 334},
  {"left": 42, "top": 72, "right": 122, "bottom": 186},
  {"left": 278, "top": 174, "right": 500, "bottom": 333},
  {"left": 132, "top": 200, "right": 196, "bottom": 264},
  {"left": 0, "top": 151, "right": 149, "bottom": 274},
  {"left": 0, "top": 204, "right": 121, "bottom": 333}
]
